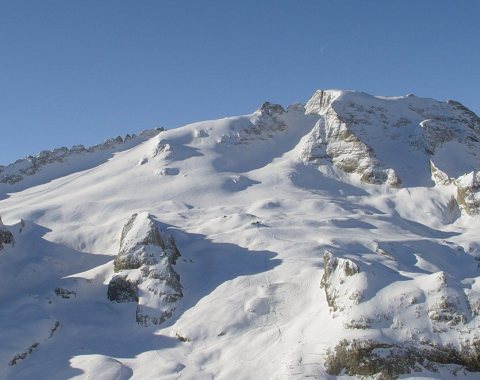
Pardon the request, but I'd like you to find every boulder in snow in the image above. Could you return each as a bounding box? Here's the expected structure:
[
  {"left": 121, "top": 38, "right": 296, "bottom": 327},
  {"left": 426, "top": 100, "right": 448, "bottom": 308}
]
[{"left": 108, "top": 212, "right": 182, "bottom": 326}]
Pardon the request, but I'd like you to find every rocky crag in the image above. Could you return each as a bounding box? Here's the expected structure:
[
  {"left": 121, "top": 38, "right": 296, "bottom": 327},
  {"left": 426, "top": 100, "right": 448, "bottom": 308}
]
[
  {"left": 321, "top": 248, "right": 480, "bottom": 378},
  {"left": 301, "top": 90, "right": 480, "bottom": 214},
  {"left": 0, "top": 217, "right": 14, "bottom": 251},
  {"left": 0, "top": 128, "right": 163, "bottom": 186},
  {"left": 107, "top": 212, "right": 182, "bottom": 326}
]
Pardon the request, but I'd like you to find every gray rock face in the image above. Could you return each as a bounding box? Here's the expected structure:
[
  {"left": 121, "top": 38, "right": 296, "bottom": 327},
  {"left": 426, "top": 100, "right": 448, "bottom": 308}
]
[
  {"left": 258, "top": 101, "right": 285, "bottom": 117},
  {"left": 113, "top": 212, "right": 166, "bottom": 272},
  {"left": 325, "top": 338, "right": 480, "bottom": 379},
  {"left": 108, "top": 212, "right": 182, "bottom": 326},
  {"left": 321, "top": 246, "right": 480, "bottom": 377},
  {"left": 107, "top": 275, "right": 138, "bottom": 303},
  {"left": 302, "top": 91, "right": 401, "bottom": 187},
  {"left": 0, "top": 227, "right": 14, "bottom": 250},
  {"left": 320, "top": 251, "right": 362, "bottom": 312},
  {"left": 426, "top": 272, "right": 468, "bottom": 328},
  {"left": 301, "top": 90, "right": 480, "bottom": 190},
  {"left": 430, "top": 160, "right": 452, "bottom": 185},
  {"left": 233, "top": 101, "right": 287, "bottom": 144},
  {"left": 455, "top": 171, "right": 480, "bottom": 215},
  {"left": 211, "top": 101, "right": 289, "bottom": 148}
]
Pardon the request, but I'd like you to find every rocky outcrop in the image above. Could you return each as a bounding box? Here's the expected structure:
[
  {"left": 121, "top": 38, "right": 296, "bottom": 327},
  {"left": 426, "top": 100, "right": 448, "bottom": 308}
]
[
  {"left": 9, "top": 320, "right": 60, "bottom": 366},
  {"left": 153, "top": 141, "right": 173, "bottom": 159},
  {"left": 0, "top": 129, "right": 163, "bottom": 185},
  {"left": 227, "top": 101, "right": 288, "bottom": 145},
  {"left": 320, "top": 251, "right": 363, "bottom": 312},
  {"left": 426, "top": 272, "right": 468, "bottom": 329},
  {"left": 108, "top": 212, "right": 182, "bottom": 326},
  {"left": 321, "top": 244, "right": 480, "bottom": 377},
  {"left": 467, "top": 291, "right": 480, "bottom": 317},
  {"left": 258, "top": 101, "right": 285, "bottom": 117},
  {"left": 430, "top": 160, "right": 452, "bottom": 185},
  {"left": 0, "top": 226, "right": 14, "bottom": 250},
  {"left": 221, "top": 101, "right": 289, "bottom": 147},
  {"left": 430, "top": 163, "right": 479, "bottom": 217},
  {"left": 106, "top": 276, "right": 138, "bottom": 303},
  {"left": 302, "top": 90, "right": 401, "bottom": 187},
  {"left": 325, "top": 338, "right": 480, "bottom": 379},
  {"left": 455, "top": 171, "right": 480, "bottom": 215},
  {"left": 302, "top": 90, "right": 480, "bottom": 190},
  {"left": 153, "top": 101, "right": 290, "bottom": 161},
  {"left": 9, "top": 343, "right": 39, "bottom": 366}
]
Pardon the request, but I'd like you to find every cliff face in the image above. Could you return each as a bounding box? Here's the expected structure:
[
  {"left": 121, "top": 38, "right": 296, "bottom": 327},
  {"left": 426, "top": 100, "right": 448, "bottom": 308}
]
[
  {"left": 299, "top": 90, "right": 480, "bottom": 215},
  {"left": 456, "top": 171, "right": 480, "bottom": 215},
  {"left": 108, "top": 212, "right": 182, "bottom": 326}
]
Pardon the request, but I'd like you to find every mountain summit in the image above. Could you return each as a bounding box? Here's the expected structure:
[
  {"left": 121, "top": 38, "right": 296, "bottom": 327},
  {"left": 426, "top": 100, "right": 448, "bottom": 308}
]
[{"left": 1, "top": 90, "right": 479, "bottom": 379}]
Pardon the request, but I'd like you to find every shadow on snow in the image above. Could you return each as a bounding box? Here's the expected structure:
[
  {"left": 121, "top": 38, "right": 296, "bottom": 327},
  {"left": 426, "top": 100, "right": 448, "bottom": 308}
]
[{"left": 0, "top": 219, "right": 280, "bottom": 379}]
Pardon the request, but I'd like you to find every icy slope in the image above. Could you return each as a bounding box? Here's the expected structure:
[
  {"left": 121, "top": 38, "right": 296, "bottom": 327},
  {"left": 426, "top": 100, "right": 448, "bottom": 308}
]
[{"left": 0, "top": 90, "right": 479, "bottom": 379}]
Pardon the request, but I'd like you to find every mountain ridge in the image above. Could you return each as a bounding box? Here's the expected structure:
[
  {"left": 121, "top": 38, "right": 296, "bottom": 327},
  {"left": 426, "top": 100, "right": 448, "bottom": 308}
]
[{"left": 1, "top": 89, "right": 480, "bottom": 379}]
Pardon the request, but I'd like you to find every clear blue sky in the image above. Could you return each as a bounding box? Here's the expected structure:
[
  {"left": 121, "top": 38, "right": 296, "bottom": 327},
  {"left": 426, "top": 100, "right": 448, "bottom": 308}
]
[{"left": 1, "top": 1, "right": 479, "bottom": 165}]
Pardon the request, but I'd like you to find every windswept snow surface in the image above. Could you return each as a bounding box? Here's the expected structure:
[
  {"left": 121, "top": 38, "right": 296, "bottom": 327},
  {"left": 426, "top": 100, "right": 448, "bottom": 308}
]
[{"left": 0, "top": 91, "right": 479, "bottom": 379}]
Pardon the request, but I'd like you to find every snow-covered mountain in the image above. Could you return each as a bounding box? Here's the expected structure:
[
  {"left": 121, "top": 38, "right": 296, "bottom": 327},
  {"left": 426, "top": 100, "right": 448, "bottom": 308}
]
[{"left": 1, "top": 90, "right": 479, "bottom": 379}]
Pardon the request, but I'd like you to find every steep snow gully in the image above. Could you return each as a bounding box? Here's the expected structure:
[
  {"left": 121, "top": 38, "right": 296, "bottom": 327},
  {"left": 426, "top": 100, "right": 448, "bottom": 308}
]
[{"left": 1, "top": 90, "right": 480, "bottom": 379}]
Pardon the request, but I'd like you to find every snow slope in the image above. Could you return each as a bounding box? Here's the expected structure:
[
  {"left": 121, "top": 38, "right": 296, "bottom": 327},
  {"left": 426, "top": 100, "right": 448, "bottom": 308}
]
[{"left": 0, "top": 90, "right": 479, "bottom": 379}]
